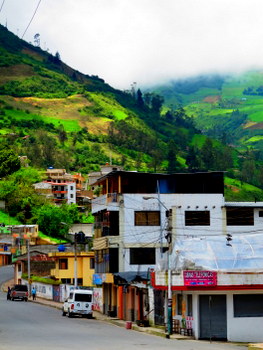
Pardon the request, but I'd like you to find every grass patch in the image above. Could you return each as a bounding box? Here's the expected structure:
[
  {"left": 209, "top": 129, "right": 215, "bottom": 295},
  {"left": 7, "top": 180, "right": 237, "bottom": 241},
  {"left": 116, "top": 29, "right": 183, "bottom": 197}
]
[
  {"left": 0, "top": 210, "right": 21, "bottom": 225},
  {"left": 244, "top": 136, "right": 263, "bottom": 144},
  {"left": 88, "top": 92, "right": 129, "bottom": 120},
  {"left": 22, "top": 273, "right": 61, "bottom": 285},
  {"left": 38, "top": 231, "right": 67, "bottom": 244},
  {"left": 224, "top": 177, "right": 263, "bottom": 201}
]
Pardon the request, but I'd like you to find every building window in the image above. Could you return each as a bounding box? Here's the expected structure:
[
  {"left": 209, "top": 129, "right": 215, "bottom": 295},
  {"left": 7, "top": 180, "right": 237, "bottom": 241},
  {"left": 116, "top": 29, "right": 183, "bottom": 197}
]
[
  {"left": 59, "top": 258, "right": 68, "bottom": 269},
  {"left": 226, "top": 207, "right": 254, "bottom": 226},
  {"left": 70, "top": 186, "right": 74, "bottom": 190},
  {"left": 185, "top": 211, "right": 210, "bottom": 226},
  {"left": 259, "top": 211, "right": 263, "bottom": 217},
  {"left": 130, "top": 248, "right": 156, "bottom": 265},
  {"left": 134, "top": 211, "right": 160, "bottom": 226},
  {"left": 177, "top": 294, "right": 183, "bottom": 315},
  {"left": 90, "top": 258, "right": 95, "bottom": 269},
  {"left": 61, "top": 278, "right": 71, "bottom": 284},
  {"left": 77, "top": 278, "right": 83, "bottom": 286},
  {"left": 234, "top": 294, "right": 263, "bottom": 317},
  {"left": 70, "top": 194, "right": 73, "bottom": 198},
  {"left": 187, "top": 294, "right": 193, "bottom": 316}
]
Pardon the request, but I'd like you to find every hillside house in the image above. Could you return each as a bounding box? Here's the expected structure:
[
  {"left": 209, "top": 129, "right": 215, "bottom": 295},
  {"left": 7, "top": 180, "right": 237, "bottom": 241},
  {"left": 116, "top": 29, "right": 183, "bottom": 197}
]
[
  {"left": 48, "top": 251, "right": 95, "bottom": 287},
  {"left": 33, "top": 169, "right": 90, "bottom": 207},
  {"left": 0, "top": 236, "right": 12, "bottom": 265},
  {"left": 88, "top": 163, "right": 123, "bottom": 191}
]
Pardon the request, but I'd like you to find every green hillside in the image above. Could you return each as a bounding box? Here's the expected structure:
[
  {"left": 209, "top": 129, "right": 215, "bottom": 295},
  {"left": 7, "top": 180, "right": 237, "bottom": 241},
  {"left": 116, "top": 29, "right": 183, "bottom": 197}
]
[
  {"left": 151, "top": 72, "right": 263, "bottom": 150},
  {"left": 0, "top": 24, "right": 262, "bottom": 203}
]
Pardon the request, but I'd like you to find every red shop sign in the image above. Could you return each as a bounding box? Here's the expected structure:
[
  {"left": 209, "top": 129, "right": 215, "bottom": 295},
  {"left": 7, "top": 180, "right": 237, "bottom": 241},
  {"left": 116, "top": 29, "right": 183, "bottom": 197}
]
[{"left": 183, "top": 270, "right": 217, "bottom": 287}]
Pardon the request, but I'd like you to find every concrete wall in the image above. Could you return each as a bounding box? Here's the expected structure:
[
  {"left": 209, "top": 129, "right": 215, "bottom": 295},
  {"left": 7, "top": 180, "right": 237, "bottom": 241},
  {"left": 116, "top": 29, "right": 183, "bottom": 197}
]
[
  {"left": 93, "top": 287, "right": 103, "bottom": 312},
  {"left": 175, "top": 290, "right": 263, "bottom": 342},
  {"left": 22, "top": 279, "right": 53, "bottom": 300},
  {"left": 226, "top": 292, "right": 263, "bottom": 342}
]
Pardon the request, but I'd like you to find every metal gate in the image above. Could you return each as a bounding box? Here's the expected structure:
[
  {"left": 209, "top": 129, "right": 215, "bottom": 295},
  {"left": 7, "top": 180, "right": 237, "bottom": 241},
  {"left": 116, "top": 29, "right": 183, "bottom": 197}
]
[
  {"left": 53, "top": 285, "right": 60, "bottom": 302},
  {"left": 154, "top": 289, "right": 165, "bottom": 325},
  {"left": 199, "top": 295, "right": 227, "bottom": 340}
]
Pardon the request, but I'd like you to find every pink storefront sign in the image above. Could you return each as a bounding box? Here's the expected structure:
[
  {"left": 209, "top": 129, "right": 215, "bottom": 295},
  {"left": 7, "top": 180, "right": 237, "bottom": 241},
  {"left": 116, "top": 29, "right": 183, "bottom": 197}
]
[{"left": 183, "top": 270, "right": 217, "bottom": 287}]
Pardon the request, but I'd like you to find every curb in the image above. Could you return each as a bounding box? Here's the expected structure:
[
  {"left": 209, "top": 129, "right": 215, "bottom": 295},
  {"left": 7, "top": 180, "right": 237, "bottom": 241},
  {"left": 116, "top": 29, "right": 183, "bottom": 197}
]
[{"left": 248, "top": 345, "right": 263, "bottom": 350}]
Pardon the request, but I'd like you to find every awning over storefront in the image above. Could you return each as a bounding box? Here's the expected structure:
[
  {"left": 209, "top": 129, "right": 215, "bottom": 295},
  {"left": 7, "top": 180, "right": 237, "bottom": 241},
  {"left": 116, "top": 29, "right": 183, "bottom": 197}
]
[{"left": 113, "top": 271, "right": 149, "bottom": 285}]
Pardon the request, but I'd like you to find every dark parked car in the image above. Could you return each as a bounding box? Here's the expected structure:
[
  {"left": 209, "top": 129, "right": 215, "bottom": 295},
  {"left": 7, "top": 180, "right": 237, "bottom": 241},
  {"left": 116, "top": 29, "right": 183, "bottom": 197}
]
[{"left": 10, "top": 284, "right": 28, "bottom": 301}]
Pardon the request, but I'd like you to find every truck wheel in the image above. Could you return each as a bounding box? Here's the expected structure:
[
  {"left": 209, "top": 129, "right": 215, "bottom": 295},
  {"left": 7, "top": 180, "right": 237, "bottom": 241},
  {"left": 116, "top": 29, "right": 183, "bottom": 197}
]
[
  {"left": 68, "top": 310, "right": 73, "bottom": 318},
  {"left": 62, "top": 309, "right": 66, "bottom": 316},
  {"left": 24, "top": 298, "right": 28, "bottom": 302}
]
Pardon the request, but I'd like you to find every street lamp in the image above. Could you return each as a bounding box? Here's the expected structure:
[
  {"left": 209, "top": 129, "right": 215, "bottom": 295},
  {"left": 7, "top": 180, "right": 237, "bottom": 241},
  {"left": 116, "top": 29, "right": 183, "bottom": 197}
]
[{"left": 143, "top": 196, "right": 173, "bottom": 336}]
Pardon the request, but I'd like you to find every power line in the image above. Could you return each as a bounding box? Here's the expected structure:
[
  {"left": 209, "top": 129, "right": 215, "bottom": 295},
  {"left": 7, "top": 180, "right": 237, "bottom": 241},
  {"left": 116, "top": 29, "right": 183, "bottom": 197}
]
[
  {"left": 0, "top": 0, "right": 5, "bottom": 14},
  {"left": 22, "top": 0, "right": 42, "bottom": 39}
]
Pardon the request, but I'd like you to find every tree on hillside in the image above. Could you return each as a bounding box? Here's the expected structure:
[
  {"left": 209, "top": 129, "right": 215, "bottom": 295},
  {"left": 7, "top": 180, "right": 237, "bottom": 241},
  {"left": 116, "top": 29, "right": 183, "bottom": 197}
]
[
  {"left": 151, "top": 94, "right": 164, "bottom": 114},
  {"left": 166, "top": 140, "right": 180, "bottom": 173},
  {"left": 241, "top": 159, "right": 256, "bottom": 184},
  {"left": 148, "top": 149, "right": 163, "bottom": 173},
  {"left": 58, "top": 123, "right": 67, "bottom": 144},
  {"left": 0, "top": 147, "right": 20, "bottom": 178},
  {"left": 165, "top": 110, "right": 174, "bottom": 123},
  {"left": 0, "top": 168, "right": 45, "bottom": 222},
  {"left": 136, "top": 89, "right": 144, "bottom": 109},
  {"left": 200, "top": 138, "right": 215, "bottom": 170},
  {"left": 186, "top": 146, "right": 200, "bottom": 171},
  {"left": 54, "top": 51, "right": 61, "bottom": 63},
  {"left": 34, "top": 203, "right": 79, "bottom": 238},
  {"left": 143, "top": 92, "right": 152, "bottom": 108}
]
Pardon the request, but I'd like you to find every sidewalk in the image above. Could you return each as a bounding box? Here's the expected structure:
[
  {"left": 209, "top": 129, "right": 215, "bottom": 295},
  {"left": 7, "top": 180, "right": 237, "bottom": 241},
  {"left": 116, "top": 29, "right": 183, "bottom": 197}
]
[{"left": 30, "top": 296, "right": 192, "bottom": 340}]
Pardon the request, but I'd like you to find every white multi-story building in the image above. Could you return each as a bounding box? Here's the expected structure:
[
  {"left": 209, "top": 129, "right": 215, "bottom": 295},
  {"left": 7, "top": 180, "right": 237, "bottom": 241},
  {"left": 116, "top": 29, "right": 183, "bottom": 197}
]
[{"left": 92, "top": 170, "right": 263, "bottom": 342}]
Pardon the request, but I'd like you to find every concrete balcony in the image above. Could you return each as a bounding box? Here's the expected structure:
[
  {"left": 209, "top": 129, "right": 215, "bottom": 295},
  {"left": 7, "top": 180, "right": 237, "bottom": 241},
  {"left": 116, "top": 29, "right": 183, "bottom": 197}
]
[{"left": 92, "top": 193, "right": 122, "bottom": 213}]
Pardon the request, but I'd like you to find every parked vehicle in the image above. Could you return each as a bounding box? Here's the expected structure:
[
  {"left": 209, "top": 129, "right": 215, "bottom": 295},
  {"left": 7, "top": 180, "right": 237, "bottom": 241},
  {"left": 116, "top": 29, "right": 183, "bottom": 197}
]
[
  {"left": 10, "top": 284, "right": 28, "bottom": 301},
  {"left": 62, "top": 289, "right": 93, "bottom": 318}
]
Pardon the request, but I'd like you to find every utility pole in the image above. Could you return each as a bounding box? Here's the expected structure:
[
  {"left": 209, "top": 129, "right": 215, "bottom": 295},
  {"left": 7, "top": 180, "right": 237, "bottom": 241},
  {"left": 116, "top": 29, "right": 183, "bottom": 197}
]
[
  {"left": 27, "top": 238, "right": 31, "bottom": 297},
  {"left": 74, "top": 233, "right": 77, "bottom": 288},
  {"left": 143, "top": 196, "right": 173, "bottom": 336},
  {"left": 166, "top": 210, "right": 173, "bottom": 336}
]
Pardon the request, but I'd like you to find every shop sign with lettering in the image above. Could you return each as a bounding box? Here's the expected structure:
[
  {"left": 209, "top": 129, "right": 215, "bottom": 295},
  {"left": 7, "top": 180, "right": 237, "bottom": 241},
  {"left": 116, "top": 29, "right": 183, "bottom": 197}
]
[{"left": 183, "top": 270, "right": 217, "bottom": 286}]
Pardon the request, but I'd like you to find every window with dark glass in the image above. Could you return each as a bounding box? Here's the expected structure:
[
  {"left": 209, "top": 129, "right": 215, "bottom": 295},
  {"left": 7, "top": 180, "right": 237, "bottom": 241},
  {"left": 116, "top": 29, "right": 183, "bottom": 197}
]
[
  {"left": 130, "top": 248, "right": 156, "bottom": 265},
  {"left": 75, "top": 293, "right": 92, "bottom": 302},
  {"left": 177, "top": 294, "right": 183, "bottom": 315},
  {"left": 259, "top": 211, "right": 263, "bottom": 217},
  {"left": 134, "top": 211, "right": 160, "bottom": 226},
  {"left": 185, "top": 211, "right": 210, "bottom": 226},
  {"left": 187, "top": 294, "right": 193, "bottom": 316},
  {"left": 61, "top": 278, "right": 71, "bottom": 284},
  {"left": 234, "top": 294, "right": 263, "bottom": 317},
  {"left": 226, "top": 207, "right": 254, "bottom": 226},
  {"left": 90, "top": 257, "right": 95, "bottom": 269},
  {"left": 59, "top": 258, "right": 68, "bottom": 269}
]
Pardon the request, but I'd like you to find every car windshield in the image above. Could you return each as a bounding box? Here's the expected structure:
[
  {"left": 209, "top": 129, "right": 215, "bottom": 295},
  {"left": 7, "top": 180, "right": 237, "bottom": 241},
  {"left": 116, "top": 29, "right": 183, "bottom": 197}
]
[
  {"left": 75, "top": 294, "right": 92, "bottom": 302},
  {"left": 14, "top": 285, "right": 28, "bottom": 291}
]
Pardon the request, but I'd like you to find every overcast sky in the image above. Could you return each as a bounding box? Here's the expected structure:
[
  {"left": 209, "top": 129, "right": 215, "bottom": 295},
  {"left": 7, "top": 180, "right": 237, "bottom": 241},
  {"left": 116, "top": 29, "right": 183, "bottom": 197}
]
[{"left": 1, "top": 0, "right": 263, "bottom": 89}]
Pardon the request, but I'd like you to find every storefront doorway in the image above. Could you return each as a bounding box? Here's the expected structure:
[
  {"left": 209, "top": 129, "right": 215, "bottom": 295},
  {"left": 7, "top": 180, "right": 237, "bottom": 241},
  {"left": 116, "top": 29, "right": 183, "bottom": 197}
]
[{"left": 199, "top": 294, "right": 227, "bottom": 340}]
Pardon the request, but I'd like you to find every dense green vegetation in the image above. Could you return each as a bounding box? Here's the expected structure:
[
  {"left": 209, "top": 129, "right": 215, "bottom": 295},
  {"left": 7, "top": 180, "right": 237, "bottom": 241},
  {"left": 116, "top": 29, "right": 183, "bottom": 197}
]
[{"left": 0, "top": 22, "right": 262, "bottom": 218}]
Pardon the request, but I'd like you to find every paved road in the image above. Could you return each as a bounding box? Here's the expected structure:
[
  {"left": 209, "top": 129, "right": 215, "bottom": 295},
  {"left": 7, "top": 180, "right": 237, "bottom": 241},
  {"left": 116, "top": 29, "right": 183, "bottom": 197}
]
[{"left": 0, "top": 266, "right": 248, "bottom": 350}]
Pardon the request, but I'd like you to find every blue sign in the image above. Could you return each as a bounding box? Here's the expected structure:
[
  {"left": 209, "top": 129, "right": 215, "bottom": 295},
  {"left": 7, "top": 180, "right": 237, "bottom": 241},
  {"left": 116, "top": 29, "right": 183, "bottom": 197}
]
[{"left": 93, "top": 274, "right": 103, "bottom": 285}]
